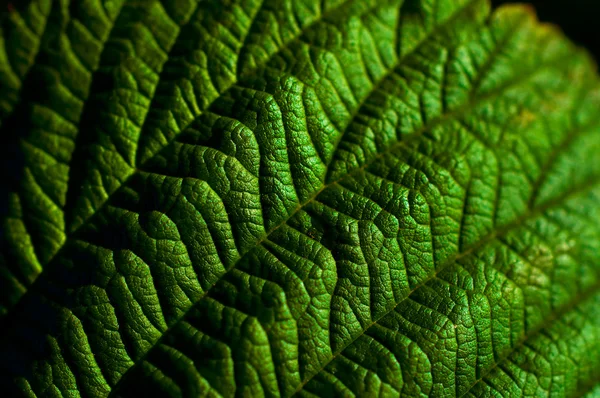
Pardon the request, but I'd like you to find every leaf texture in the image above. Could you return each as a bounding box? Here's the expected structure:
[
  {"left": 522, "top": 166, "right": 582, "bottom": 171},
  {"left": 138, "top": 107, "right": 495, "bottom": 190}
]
[{"left": 1, "top": 0, "right": 600, "bottom": 397}]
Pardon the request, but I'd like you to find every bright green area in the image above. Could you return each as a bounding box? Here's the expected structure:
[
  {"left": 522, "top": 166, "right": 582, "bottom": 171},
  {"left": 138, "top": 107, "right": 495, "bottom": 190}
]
[{"left": 1, "top": 0, "right": 600, "bottom": 396}]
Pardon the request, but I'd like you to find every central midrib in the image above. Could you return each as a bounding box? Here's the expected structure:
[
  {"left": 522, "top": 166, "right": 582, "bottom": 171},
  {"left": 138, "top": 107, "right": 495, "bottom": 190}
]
[
  {"left": 108, "top": 47, "right": 589, "bottom": 398},
  {"left": 5, "top": 0, "right": 586, "bottom": 394},
  {"left": 3, "top": 0, "right": 364, "bottom": 315},
  {"left": 6, "top": 0, "right": 478, "bottom": 320},
  {"left": 107, "top": 2, "right": 495, "bottom": 393}
]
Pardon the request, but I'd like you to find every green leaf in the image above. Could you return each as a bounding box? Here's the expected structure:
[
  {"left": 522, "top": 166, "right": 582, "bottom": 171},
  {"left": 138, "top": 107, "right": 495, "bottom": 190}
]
[{"left": 2, "top": 0, "right": 600, "bottom": 396}]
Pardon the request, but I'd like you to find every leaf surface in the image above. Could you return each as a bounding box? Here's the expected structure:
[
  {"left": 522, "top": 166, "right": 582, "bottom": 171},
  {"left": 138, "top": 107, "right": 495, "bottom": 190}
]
[{"left": 1, "top": 0, "right": 600, "bottom": 397}]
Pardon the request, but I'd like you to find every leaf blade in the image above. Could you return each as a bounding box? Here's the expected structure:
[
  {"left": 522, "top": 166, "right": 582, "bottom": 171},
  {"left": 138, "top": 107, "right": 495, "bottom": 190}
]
[{"left": 2, "top": 1, "right": 600, "bottom": 397}]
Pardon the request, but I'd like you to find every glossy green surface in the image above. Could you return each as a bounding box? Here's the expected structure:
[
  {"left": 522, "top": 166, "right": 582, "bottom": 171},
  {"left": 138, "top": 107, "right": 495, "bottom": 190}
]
[{"left": 1, "top": 0, "right": 600, "bottom": 396}]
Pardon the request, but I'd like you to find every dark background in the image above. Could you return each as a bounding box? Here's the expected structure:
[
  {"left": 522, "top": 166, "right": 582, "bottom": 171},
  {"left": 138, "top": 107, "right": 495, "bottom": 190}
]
[{"left": 492, "top": 0, "right": 600, "bottom": 61}]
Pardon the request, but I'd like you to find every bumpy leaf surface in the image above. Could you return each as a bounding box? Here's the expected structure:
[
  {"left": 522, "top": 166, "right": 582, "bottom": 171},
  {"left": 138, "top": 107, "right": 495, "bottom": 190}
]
[{"left": 1, "top": 0, "right": 600, "bottom": 397}]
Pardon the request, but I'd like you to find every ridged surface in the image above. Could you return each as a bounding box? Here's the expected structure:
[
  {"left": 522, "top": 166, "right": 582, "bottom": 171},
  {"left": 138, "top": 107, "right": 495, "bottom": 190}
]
[{"left": 1, "top": 0, "right": 600, "bottom": 396}]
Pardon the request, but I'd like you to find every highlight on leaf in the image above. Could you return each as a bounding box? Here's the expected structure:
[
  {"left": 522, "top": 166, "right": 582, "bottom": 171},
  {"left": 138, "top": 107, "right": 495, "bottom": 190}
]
[{"left": 1, "top": 0, "right": 600, "bottom": 397}]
